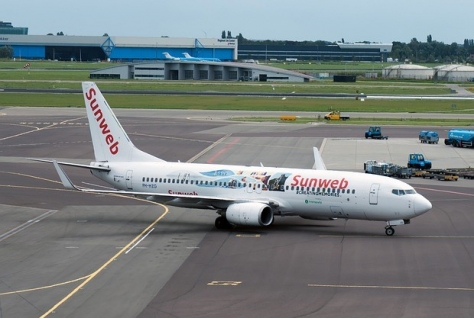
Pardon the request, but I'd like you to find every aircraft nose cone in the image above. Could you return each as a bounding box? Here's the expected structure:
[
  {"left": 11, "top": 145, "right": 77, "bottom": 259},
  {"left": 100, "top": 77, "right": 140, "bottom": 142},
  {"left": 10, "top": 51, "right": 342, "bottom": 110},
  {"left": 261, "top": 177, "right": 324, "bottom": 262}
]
[{"left": 415, "top": 195, "right": 432, "bottom": 215}]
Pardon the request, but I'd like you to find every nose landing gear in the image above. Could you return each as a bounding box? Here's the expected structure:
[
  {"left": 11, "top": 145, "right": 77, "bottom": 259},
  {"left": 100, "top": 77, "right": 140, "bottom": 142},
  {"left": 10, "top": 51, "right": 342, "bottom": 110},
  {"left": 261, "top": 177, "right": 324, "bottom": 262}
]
[{"left": 385, "top": 219, "right": 410, "bottom": 236}]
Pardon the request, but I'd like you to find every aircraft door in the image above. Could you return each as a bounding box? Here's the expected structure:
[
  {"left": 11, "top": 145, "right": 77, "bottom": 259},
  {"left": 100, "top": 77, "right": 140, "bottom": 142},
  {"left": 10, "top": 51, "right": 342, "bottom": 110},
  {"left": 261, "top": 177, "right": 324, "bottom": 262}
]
[
  {"left": 246, "top": 182, "right": 254, "bottom": 193},
  {"left": 126, "top": 170, "right": 133, "bottom": 190},
  {"left": 369, "top": 183, "right": 379, "bottom": 205}
]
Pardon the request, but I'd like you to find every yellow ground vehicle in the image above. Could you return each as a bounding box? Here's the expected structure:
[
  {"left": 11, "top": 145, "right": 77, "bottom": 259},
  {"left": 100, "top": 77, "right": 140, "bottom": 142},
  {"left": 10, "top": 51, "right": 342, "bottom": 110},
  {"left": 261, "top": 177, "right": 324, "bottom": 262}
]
[{"left": 324, "top": 111, "right": 350, "bottom": 121}]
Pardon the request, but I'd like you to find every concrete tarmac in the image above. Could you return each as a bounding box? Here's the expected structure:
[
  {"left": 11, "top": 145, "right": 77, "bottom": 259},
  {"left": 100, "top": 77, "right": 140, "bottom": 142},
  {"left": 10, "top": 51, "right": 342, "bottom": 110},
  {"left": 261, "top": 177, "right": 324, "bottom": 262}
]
[{"left": 0, "top": 107, "right": 473, "bottom": 317}]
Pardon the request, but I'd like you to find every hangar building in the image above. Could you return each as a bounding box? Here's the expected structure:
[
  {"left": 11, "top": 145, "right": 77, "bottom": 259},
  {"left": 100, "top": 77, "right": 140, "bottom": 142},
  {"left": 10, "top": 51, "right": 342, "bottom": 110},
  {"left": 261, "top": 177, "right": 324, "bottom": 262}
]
[
  {"left": 90, "top": 61, "right": 312, "bottom": 82},
  {"left": 0, "top": 35, "right": 237, "bottom": 61}
]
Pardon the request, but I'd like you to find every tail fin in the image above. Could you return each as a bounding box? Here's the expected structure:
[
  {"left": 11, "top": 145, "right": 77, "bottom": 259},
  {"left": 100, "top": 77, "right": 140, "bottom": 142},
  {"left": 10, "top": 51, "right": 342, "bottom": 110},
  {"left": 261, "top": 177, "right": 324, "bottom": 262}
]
[
  {"left": 183, "top": 52, "right": 192, "bottom": 58},
  {"left": 82, "top": 82, "right": 163, "bottom": 163},
  {"left": 163, "top": 52, "right": 179, "bottom": 60}
]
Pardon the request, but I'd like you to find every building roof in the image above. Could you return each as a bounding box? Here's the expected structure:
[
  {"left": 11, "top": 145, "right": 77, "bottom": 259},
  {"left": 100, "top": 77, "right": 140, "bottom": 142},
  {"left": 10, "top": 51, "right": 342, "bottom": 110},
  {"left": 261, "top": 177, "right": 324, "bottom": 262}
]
[
  {"left": 383, "top": 64, "right": 431, "bottom": 70},
  {"left": 434, "top": 64, "right": 474, "bottom": 72}
]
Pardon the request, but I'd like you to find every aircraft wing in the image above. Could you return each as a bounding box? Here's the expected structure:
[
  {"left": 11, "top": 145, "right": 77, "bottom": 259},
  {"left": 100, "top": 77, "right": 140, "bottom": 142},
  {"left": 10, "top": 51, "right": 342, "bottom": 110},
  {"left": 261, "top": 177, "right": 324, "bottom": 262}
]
[
  {"left": 51, "top": 160, "right": 278, "bottom": 209},
  {"left": 312, "top": 147, "right": 327, "bottom": 170}
]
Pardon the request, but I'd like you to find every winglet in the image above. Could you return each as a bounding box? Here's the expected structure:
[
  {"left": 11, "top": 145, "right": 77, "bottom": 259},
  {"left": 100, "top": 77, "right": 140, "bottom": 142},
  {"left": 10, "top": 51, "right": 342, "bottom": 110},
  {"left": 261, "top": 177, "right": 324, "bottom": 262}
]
[
  {"left": 312, "top": 147, "right": 327, "bottom": 170},
  {"left": 53, "top": 160, "right": 79, "bottom": 190}
]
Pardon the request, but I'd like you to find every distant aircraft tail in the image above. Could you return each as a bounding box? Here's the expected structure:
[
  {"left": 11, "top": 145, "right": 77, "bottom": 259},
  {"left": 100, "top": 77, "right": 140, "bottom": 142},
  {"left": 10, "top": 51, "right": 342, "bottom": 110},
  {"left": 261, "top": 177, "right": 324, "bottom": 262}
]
[
  {"left": 82, "top": 82, "right": 163, "bottom": 163},
  {"left": 163, "top": 52, "right": 178, "bottom": 60},
  {"left": 183, "top": 52, "right": 192, "bottom": 58}
]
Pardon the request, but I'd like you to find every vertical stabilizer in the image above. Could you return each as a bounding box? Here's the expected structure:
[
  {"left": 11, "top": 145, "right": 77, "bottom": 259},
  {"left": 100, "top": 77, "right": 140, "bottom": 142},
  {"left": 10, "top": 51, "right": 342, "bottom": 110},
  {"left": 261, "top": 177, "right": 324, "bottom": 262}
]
[{"left": 82, "top": 82, "right": 163, "bottom": 163}]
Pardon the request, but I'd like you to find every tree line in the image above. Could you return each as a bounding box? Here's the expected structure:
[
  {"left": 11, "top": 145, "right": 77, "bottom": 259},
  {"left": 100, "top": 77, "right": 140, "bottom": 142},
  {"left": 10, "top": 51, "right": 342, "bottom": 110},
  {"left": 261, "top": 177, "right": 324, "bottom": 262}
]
[{"left": 392, "top": 36, "right": 474, "bottom": 63}]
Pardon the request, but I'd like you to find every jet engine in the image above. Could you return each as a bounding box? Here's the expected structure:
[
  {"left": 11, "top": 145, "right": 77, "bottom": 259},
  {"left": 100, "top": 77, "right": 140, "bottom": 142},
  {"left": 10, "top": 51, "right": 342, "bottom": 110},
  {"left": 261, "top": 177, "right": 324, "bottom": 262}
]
[{"left": 226, "top": 202, "right": 274, "bottom": 227}]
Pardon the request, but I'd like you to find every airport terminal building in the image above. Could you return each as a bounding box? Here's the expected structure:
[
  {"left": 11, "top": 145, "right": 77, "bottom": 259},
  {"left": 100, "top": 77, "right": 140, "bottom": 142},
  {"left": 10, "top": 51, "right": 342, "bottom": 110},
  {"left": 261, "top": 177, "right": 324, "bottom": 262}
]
[
  {"left": 238, "top": 42, "right": 392, "bottom": 62},
  {"left": 0, "top": 33, "right": 390, "bottom": 82},
  {"left": 0, "top": 35, "right": 237, "bottom": 62},
  {"left": 90, "top": 61, "right": 312, "bottom": 82}
]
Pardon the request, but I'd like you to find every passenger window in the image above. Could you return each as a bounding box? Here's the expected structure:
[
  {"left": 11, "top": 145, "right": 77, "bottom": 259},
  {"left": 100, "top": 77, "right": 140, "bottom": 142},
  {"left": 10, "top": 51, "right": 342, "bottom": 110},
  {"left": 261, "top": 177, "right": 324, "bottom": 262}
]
[
  {"left": 142, "top": 177, "right": 145, "bottom": 182},
  {"left": 352, "top": 190, "right": 355, "bottom": 194}
]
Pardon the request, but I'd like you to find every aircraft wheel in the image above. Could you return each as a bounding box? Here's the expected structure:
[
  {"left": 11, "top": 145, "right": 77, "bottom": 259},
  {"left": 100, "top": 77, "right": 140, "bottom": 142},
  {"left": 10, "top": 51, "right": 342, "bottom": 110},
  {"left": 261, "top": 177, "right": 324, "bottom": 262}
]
[
  {"left": 385, "top": 227, "right": 395, "bottom": 236},
  {"left": 215, "top": 216, "right": 231, "bottom": 229}
]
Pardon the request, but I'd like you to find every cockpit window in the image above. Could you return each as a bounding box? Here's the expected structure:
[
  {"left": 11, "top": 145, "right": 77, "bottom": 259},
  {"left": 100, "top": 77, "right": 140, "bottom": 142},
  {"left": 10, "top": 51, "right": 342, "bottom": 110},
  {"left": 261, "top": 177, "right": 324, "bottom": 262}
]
[{"left": 392, "top": 189, "right": 417, "bottom": 196}]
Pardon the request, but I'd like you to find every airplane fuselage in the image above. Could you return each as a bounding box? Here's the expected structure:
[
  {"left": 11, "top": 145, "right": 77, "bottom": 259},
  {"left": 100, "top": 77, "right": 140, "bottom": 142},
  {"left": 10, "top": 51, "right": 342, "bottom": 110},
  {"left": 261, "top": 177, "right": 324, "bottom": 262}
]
[{"left": 91, "top": 161, "right": 430, "bottom": 223}]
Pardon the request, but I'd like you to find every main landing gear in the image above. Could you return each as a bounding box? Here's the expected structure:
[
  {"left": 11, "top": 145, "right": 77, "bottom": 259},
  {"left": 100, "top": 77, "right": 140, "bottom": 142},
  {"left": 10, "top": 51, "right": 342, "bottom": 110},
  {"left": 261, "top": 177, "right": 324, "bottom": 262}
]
[
  {"left": 385, "top": 226, "right": 395, "bottom": 236},
  {"left": 215, "top": 216, "right": 233, "bottom": 229}
]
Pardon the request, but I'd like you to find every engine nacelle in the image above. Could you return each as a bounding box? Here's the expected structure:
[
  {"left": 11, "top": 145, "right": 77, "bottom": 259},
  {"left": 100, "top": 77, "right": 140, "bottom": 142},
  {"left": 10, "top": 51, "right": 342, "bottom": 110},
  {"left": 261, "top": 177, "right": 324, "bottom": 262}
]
[{"left": 226, "top": 202, "right": 274, "bottom": 227}]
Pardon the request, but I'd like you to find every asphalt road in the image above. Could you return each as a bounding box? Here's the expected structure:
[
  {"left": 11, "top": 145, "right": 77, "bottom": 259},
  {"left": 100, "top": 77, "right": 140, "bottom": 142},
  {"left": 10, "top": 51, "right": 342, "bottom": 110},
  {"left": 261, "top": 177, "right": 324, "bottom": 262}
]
[{"left": 0, "top": 108, "right": 473, "bottom": 317}]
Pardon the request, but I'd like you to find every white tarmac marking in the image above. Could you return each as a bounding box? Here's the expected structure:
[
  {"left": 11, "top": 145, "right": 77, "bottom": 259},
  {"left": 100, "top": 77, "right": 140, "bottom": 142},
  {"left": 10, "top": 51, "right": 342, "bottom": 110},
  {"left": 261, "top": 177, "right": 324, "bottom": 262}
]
[
  {"left": 125, "top": 228, "right": 154, "bottom": 254},
  {"left": 0, "top": 210, "right": 58, "bottom": 242}
]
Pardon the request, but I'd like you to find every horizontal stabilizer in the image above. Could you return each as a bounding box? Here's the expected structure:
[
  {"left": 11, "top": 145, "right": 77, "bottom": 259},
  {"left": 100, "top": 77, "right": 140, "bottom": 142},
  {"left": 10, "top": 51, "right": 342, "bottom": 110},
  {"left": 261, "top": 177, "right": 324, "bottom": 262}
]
[{"left": 28, "top": 158, "right": 111, "bottom": 171}]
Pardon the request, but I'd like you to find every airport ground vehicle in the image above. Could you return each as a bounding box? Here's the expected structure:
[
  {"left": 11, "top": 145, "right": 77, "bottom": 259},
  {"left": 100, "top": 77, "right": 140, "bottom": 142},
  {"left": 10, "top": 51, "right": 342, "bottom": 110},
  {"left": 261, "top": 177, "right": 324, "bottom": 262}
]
[
  {"left": 407, "top": 153, "right": 432, "bottom": 170},
  {"left": 365, "top": 126, "right": 388, "bottom": 139},
  {"left": 419, "top": 131, "right": 439, "bottom": 144},
  {"left": 414, "top": 169, "right": 458, "bottom": 181},
  {"left": 446, "top": 168, "right": 474, "bottom": 179},
  {"left": 324, "top": 111, "right": 350, "bottom": 121},
  {"left": 364, "top": 160, "right": 412, "bottom": 179},
  {"left": 444, "top": 129, "right": 474, "bottom": 148}
]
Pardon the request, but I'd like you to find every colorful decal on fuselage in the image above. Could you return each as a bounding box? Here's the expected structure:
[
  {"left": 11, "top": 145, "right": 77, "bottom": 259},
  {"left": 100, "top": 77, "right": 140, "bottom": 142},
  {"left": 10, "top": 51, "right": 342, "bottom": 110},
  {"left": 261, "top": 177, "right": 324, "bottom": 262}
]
[
  {"left": 196, "top": 169, "right": 291, "bottom": 192},
  {"left": 139, "top": 169, "right": 353, "bottom": 197}
]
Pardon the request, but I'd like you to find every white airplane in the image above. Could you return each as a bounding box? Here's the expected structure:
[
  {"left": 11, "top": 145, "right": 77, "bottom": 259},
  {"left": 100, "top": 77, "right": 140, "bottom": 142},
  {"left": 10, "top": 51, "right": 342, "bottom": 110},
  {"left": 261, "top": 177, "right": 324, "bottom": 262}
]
[
  {"left": 183, "top": 52, "right": 221, "bottom": 62},
  {"left": 162, "top": 52, "right": 181, "bottom": 61},
  {"left": 32, "top": 82, "right": 432, "bottom": 236}
]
